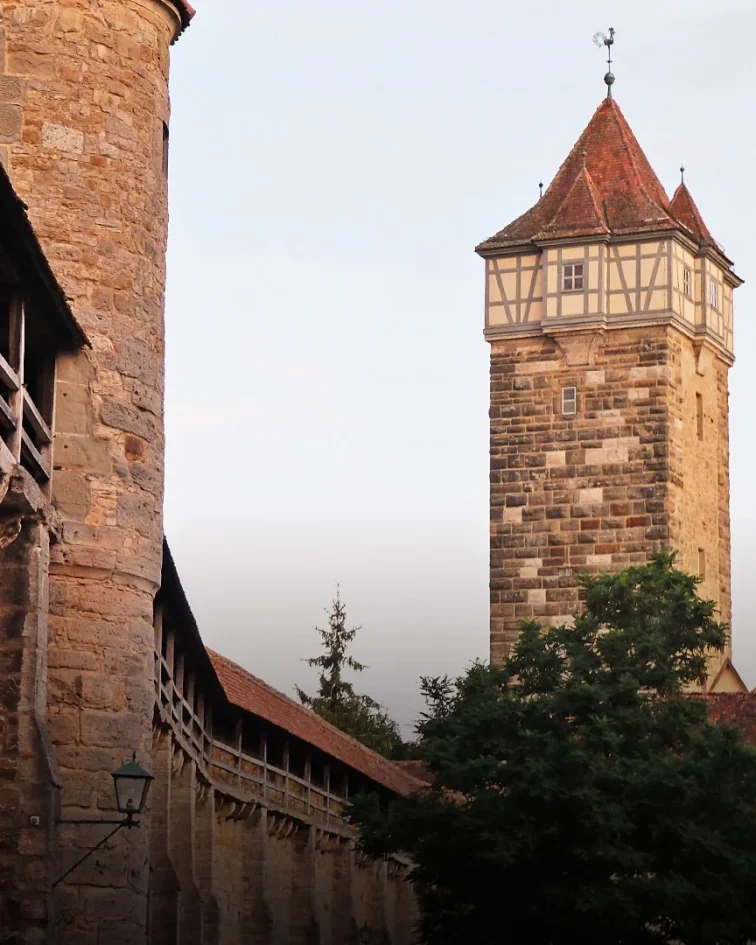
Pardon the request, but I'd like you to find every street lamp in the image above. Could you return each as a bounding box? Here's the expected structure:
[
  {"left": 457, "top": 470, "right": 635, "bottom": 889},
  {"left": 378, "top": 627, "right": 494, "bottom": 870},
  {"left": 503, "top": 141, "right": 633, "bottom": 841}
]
[
  {"left": 53, "top": 752, "right": 154, "bottom": 889},
  {"left": 112, "top": 755, "right": 154, "bottom": 819}
]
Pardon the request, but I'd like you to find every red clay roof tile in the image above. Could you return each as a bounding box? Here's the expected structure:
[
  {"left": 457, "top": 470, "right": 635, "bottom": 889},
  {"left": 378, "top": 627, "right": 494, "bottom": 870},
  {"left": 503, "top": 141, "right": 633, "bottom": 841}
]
[
  {"left": 169, "top": 0, "right": 195, "bottom": 36},
  {"left": 706, "top": 692, "right": 756, "bottom": 744},
  {"left": 477, "top": 97, "right": 680, "bottom": 252},
  {"left": 537, "top": 166, "right": 610, "bottom": 240},
  {"left": 208, "top": 649, "right": 422, "bottom": 797},
  {"left": 669, "top": 182, "right": 715, "bottom": 246}
]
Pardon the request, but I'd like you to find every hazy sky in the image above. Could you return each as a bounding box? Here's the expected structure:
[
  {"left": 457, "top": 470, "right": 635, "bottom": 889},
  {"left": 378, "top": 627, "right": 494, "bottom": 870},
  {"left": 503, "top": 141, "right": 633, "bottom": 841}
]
[{"left": 162, "top": 0, "right": 756, "bottom": 733}]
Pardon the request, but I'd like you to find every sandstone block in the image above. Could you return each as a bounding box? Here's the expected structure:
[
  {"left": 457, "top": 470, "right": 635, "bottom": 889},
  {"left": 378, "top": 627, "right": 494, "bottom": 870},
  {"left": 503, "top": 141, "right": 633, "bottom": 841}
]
[
  {"left": 54, "top": 435, "right": 112, "bottom": 476},
  {"left": 100, "top": 401, "right": 157, "bottom": 441},
  {"left": 545, "top": 451, "right": 565, "bottom": 466},
  {"left": 503, "top": 507, "right": 522, "bottom": 524},
  {"left": 0, "top": 103, "right": 21, "bottom": 143},
  {"left": 586, "top": 554, "right": 612, "bottom": 568},
  {"left": 52, "top": 471, "right": 91, "bottom": 520},
  {"left": 81, "top": 711, "right": 141, "bottom": 749},
  {"left": 585, "top": 447, "right": 629, "bottom": 464},
  {"left": 41, "top": 122, "right": 84, "bottom": 154},
  {"left": 578, "top": 488, "right": 603, "bottom": 506}
]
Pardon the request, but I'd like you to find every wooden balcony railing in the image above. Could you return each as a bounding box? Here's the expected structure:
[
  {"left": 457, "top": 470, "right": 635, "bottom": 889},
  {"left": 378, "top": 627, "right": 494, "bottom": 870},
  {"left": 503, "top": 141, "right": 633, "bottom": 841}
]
[
  {"left": 153, "top": 627, "right": 351, "bottom": 831},
  {"left": 0, "top": 299, "right": 54, "bottom": 489}
]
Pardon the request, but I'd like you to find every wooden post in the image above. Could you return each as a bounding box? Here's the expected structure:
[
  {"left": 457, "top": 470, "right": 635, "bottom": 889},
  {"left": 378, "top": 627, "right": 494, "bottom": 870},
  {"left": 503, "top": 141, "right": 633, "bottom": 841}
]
[
  {"left": 283, "top": 741, "right": 290, "bottom": 810},
  {"left": 165, "top": 629, "right": 175, "bottom": 707},
  {"left": 6, "top": 296, "right": 24, "bottom": 461},
  {"left": 39, "top": 356, "right": 55, "bottom": 496},
  {"left": 235, "top": 719, "right": 243, "bottom": 785},
  {"left": 261, "top": 730, "right": 268, "bottom": 802}
]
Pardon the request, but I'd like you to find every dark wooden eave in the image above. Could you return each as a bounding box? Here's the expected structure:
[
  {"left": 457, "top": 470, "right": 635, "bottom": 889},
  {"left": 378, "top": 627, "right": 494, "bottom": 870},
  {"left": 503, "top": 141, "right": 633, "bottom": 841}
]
[{"left": 0, "top": 163, "right": 88, "bottom": 351}]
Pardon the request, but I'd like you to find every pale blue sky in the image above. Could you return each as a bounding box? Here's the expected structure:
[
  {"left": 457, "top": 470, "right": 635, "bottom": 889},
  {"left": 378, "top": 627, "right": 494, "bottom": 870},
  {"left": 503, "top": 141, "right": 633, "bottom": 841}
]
[{"left": 163, "top": 0, "right": 756, "bottom": 731}]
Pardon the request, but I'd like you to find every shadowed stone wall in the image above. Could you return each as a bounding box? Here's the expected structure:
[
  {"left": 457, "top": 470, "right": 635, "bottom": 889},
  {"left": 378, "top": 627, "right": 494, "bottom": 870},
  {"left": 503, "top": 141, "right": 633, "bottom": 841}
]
[{"left": 0, "top": 0, "right": 182, "bottom": 939}]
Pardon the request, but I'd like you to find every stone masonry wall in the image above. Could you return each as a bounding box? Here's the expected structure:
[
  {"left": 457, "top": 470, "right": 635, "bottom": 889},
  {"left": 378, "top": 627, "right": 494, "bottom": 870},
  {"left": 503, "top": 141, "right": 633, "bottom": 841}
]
[
  {"left": 667, "top": 334, "right": 732, "bottom": 676},
  {"left": 0, "top": 1, "right": 181, "bottom": 940},
  {"left": 0, "top": 469, "right": 59, "bottom": 945},
  {"left": 146, "top": 725, "right": 418, "bottom": 945},
  {"left": 489, "top": 324, "right": 731, "bottom": 665}
]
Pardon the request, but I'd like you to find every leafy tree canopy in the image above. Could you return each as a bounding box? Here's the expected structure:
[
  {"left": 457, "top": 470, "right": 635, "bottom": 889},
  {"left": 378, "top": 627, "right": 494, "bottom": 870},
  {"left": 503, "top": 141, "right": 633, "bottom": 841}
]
[
  {"left": 297, "top": 587, "right": 405, "bottom": 758},
  {"left": 351, "top": 552, "right": 756, "bottom": 945}
]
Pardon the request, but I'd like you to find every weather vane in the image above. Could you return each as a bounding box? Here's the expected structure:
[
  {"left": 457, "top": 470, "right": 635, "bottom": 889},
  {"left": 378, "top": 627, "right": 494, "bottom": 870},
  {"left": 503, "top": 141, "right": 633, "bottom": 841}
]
[{"left": 593, "top": 27, "right": 616, "bottom": 98}]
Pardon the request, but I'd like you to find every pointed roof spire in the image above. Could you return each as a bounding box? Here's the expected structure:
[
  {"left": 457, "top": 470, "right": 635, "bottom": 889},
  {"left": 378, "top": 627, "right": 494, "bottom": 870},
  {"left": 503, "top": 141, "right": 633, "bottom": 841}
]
[
  {"left": 477, "top": 98, "right": 676, "bottom": 252},
  {"left": 669, "top": 180, "right": 715, "bottom": 246}
]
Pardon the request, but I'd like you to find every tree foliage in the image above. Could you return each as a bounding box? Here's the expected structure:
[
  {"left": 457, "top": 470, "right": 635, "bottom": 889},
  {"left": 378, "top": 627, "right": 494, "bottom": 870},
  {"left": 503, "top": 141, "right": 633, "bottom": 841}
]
[
  {"left": 297, "top": 587, "right": 404, "bottom": 758},
  {"left": 351, "top": 552, "right": 756, "bottom": 945}
]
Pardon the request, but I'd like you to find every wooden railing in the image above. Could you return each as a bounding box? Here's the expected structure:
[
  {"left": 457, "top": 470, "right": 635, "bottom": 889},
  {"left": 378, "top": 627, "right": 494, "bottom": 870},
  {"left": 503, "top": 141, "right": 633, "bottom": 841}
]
[
  {"left": 0, "top": 299, "right": 54, "bottom": 487},
  {"left": 153, "top": 622, "right": 351, "bottom": 830}
]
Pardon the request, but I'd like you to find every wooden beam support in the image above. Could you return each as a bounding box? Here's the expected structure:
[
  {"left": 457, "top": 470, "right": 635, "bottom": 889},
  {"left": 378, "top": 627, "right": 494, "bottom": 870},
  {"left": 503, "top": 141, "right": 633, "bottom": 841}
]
[
  {"left": 0, "top": 352, "right": 19, "bottom": 393},
  {"left": 20, "top": 429, "right": 50, "bottom": 480},
  {"left": 23, "top": 389, "right": 52, "bottom": 444}
]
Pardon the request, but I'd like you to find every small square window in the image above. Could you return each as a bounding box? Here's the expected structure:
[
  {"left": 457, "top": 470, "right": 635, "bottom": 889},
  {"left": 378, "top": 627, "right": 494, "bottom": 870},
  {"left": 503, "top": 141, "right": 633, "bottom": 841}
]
[
  {"left": 562, "top": 263, "right": 584, "bottom": 292},
  {"left": 561, "top": 386, "right": 577, "bottom": 416},
  {"left": 683, "top": 267, "right": 692, "bottom": 298},
  {"left": 709, "top": 281, "right": 719, "bottom": 310}
]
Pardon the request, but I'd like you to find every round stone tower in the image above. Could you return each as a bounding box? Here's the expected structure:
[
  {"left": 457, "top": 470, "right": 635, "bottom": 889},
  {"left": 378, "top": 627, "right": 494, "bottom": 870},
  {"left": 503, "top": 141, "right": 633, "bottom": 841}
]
[{"left": 0, "top": 0, "right": 190, "bottom": 939}]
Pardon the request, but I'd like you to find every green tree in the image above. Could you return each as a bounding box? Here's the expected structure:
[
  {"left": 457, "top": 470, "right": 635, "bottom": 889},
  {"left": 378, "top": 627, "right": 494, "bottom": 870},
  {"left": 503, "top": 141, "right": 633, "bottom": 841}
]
[
  {"left": 297, "top": 587, "right": 404, "bottom": 758},
  {"left": 351, "top": 552, "right": 756, "bottom": 945}
]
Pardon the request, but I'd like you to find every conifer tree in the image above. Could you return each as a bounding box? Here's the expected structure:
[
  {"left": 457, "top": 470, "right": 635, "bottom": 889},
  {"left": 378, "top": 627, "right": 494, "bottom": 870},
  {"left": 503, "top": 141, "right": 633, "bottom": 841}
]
[{"left": 297, "top": 587, "right": 404, "bottom": 758}]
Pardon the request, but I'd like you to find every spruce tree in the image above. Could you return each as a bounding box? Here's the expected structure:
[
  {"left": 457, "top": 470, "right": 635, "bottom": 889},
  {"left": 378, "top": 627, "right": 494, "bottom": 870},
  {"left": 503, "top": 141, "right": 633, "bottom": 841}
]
[{"left": 297, "top": 587, "right": 404, "bottom": 758}]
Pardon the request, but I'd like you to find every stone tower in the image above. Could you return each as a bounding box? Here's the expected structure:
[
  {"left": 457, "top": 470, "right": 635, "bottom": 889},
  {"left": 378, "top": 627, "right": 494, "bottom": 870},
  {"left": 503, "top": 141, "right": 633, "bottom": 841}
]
[
  {"left": 0, "top": 0, "right": 191, "bottom": 939},
  {"left": 477, "top": 94, "right": 741, "bottom": 680}
]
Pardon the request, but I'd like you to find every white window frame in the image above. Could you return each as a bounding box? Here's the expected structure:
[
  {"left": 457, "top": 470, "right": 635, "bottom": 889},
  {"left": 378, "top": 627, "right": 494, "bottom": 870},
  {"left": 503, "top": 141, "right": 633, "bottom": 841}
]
[
  {"left": 709, "top": 281, "right": 719, "bottom": 310},
  {"left": 561, "top": 386, "right": 577, "bottom": 416},
  {"left": 562, "top": 262, "right": 584, "bottom": 292},
  {"left": 682, "top": 267, "right": 691, "bottom": 298}
]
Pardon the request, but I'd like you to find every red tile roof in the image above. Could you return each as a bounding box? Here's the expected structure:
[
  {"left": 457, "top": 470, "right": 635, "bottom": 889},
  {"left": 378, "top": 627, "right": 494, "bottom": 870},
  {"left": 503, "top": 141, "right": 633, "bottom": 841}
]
[
  {"left": 706, "top": 692, "right": 756, "bottom": 744},
  {"left": 669, "top": 182, "right": 715, "bottom": 247},
  {"left": 208, "top": 649, "right": 423, "bottom": 797},
  {"left": 477, "top": 97, "right": 716, "bottom": 254},
  {"left": 169, "top": 0, "right": 195, "bottom": 36}
]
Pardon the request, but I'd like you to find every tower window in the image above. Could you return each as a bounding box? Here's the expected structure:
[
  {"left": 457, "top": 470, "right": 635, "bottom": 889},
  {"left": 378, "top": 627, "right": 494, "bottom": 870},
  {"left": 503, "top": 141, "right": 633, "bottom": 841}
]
[
  {"left": 696, "top": 392, "right": 704, "bottom": 440},
  {"left": 698, "top": 548, "right": 706, "bottom": 579},
  {"left": 709, "top": 281, "right": 719, "bottom": 310},
  {"left": 162, "top": 122, "right": 170, "bottom": 177},
  {"left": 562, "top": 263, "right": 584, "bottom": 292},
  {"left": 683, "top": 267, "right": 692, "bottom": 298},
  {"left": 561, "top": 386, "right": 577, "bottom": 416}
]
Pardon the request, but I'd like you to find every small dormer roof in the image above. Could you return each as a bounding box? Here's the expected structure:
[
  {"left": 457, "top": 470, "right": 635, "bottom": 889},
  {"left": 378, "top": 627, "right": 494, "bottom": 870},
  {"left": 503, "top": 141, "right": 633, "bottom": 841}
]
[
  {"left": 476, "top": 97, "right": 723, "bottom": 263},
  {"left": 668, "top": 182, "right": 715, "bottom": 247}
]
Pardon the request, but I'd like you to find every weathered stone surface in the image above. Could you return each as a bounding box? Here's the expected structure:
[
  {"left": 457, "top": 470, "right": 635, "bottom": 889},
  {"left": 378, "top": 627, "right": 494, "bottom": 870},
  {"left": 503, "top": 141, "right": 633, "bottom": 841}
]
[
  {"left": 488, "top": 324, "right": 731, "bottom": 665},
  {"left": 0, "top": 103, "right": 21, "bottom": 141},
  {"left": 51, "top": 471, "right": 90, "bottom": 520}
]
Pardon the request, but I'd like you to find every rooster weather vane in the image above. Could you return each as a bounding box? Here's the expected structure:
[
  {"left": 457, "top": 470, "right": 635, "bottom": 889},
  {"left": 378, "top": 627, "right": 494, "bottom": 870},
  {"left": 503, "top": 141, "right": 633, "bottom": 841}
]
[{"left": 593, "top": 27, "right": 616, "bottom": 97}]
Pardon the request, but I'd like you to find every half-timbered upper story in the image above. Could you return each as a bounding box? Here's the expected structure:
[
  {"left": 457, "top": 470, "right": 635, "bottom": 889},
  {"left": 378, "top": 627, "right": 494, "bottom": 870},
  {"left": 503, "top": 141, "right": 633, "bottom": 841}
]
[
  {"left": 0, "top": 164, "right": 87, "bottom": 496},
  {"left": 476, "top": 97, "right": 741, "bottom": 361}
]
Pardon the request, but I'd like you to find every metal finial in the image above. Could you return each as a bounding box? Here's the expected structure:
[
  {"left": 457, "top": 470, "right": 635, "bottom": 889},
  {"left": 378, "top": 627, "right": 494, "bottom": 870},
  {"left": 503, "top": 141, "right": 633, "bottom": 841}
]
[
  {"left": 680, "top": 165, "right": 685, "bottom": 184},
  {"left": 539, "top": 181, "right": 543, "bottom": 199},
  {"left": 593, "top": 27, "right": 616, "bottom": 97}
]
